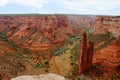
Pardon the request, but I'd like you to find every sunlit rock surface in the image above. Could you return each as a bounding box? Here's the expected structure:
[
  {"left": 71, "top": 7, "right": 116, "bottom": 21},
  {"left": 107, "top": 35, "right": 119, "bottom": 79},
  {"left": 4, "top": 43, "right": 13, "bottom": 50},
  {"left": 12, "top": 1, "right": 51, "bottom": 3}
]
[{"left": 11, "top": 73, "right": 66, "bottom": 80}]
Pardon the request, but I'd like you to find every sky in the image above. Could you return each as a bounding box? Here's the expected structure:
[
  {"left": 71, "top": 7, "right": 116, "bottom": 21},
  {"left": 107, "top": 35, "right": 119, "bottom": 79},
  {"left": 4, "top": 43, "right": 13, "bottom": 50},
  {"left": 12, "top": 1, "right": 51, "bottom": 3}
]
[{"left": 0, "top": 0, "right": 120, "bottom": 15}]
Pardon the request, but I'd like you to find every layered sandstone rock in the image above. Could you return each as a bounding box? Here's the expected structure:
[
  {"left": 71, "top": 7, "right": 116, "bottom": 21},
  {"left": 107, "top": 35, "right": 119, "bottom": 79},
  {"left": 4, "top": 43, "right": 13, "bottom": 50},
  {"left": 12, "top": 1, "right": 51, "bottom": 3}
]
[
  {"left": 68, "top": 15, "right": 94, "bottom": 31},
  {"left": 94, "top": 37, "right": 120, "bottom": 68},
  {"left": 87, "top": 41, "right": 94, "bottom": 70},
  {"left": 94, "top": 16, "right": 120, "bottom": 37},
  {"left": 0, "top": 15, "right": 74, "bottom": 51},
  {"left": 79, "top": 30, "right": 88, "bottom": 74},
  {"left": 78, "top": 31, "right": 94, "bottom": 74}
]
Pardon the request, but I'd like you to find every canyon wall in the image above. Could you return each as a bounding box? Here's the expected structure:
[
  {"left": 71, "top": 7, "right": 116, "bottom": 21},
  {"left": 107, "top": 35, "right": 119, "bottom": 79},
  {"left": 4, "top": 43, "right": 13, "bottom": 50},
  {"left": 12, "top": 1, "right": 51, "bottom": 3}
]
[
  {"left": 94, "top": 16, "right": 120, "bottom": 37},
  {"left": 0, "top": 15, "right": 120, "bottom": 52},
  {"left": 0, "top": 15, "right": 74, "bottom": 51},
  {"left": 68, "top": 15, "right": 95, "bottom": 30}
]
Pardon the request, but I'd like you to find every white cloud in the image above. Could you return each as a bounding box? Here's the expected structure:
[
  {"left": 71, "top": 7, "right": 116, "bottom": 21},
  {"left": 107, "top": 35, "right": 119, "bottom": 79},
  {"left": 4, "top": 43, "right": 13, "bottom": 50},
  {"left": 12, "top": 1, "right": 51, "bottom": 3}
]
[
  {"left": 0, "top": 0, "right": 9, "bottom": 7},
  {"left": 62, "top": 0, "right": 120, "bottom": 15},
  {"left": 0, "top": 0, "right": 46, "bottom": 8},
  {"left": 0, "top": 0, "right": 120, "bottom": 15}
]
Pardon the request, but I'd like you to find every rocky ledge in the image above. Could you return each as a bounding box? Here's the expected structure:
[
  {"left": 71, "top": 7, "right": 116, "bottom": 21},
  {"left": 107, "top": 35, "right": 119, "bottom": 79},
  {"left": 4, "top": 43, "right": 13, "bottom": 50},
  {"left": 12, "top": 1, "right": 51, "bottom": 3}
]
[{"left": 11, "top": 73, "right": 67, "bottom": 80}]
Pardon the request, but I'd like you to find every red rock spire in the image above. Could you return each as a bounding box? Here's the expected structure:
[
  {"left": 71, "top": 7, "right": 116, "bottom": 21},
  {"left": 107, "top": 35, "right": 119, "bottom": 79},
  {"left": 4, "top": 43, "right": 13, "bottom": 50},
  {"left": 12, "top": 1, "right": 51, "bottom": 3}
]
[{"left": 78, "top": 30, "right": 94, "bottom": 74}]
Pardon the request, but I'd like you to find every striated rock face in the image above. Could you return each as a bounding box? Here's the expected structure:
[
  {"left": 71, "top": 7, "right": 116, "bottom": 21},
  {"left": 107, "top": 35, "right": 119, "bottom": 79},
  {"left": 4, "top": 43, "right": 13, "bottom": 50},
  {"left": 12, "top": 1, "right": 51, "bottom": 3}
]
[
  {"left": 94, "top": 37, "right": 120, "bottom": 69},
  {"left": 94, "top": 16, "right": 120, "bottom": 71},
  {"left": 87, "top": 41, "right": 94, "bottom": 70},
  {"left": 114, "top": 35, "right": 120, "bottom": 46},
  {"left": 0, "top": 15, "right": 74, "bottom": 51},
  {"left": 68, "top": 15, "right": 95, "bottom": 30},
  {"left": 94, "top": 16, "right": 120, "bottom": 37},
  {"left": 78, "top": 31, "right": 94, "bottom": 74},
  {"left": 79, "top": 30, "right": 88, "bottom": 74}
]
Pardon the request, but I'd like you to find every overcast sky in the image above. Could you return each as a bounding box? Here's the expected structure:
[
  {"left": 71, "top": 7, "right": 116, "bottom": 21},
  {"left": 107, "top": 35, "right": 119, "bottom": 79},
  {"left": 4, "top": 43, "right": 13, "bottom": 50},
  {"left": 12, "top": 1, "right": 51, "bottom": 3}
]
[{"left": 0, "top": 0, "right": 120, "bottom": 15}]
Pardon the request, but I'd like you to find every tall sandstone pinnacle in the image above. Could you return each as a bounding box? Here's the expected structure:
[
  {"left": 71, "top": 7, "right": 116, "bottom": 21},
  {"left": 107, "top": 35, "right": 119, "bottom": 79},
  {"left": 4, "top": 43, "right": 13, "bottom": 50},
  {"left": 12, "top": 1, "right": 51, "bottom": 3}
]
[
  {"left": 87, "top": 41, "right": 94, "bottom": 70},
  {"left": 78, "top": 30, "right": 94, "bottom": 74}
]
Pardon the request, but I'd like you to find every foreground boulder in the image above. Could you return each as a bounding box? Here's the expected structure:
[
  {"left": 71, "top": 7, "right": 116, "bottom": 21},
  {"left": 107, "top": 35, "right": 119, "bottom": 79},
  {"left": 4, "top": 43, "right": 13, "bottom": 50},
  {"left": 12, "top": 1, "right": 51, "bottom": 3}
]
[{"left": 11, "top": 73, "right": 66, "bottom": 80}]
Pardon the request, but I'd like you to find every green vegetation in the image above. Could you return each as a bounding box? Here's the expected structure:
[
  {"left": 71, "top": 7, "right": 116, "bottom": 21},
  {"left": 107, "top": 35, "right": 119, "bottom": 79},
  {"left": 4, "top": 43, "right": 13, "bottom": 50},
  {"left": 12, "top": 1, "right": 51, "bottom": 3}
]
[
  {"left": 70, "top": 36, "right": 79, "bottom": 42},
  {"left": 88, "top": 31, "right": 116, "bottom": 51},
  {"left": 91, "top": 64, "right": 105, "bottom": 76},
  {"left": 70, "top": 44, "right": 80, "bottom": 61},
  {"left": 0, "top": 35, "right": 19, "bottom": 50},
  {"left": 54, "top": 48, "right": 68, "bottom": 56},
  {"left": 0, "top": 26, "right": 19, "bottom": 51},
  {"left": 44, "top": 60, "right": 50, "bottom": 73},
  {"left": 34, "top": 63, "right": 44, "bottom": 68},
  {"left": 88, "top": 31, "right": 111, "bottom": 45},
  {"left": 75, "top": 77, "right": 86, "bottom": 80},
  {"left": 68, "top": 44, "right": 80, "bottom": 79},
  {"left": 95, "top": 37, "right": 116, "bottom": 51},
  {"left": 86, "top": 28, "right": 94, "bottom": 34},
  {"left": 70, "top": 61, "right": 75, "bottom": 66},
  {"left": 66, "top": 41, "right": 73, "bottom": 45}
]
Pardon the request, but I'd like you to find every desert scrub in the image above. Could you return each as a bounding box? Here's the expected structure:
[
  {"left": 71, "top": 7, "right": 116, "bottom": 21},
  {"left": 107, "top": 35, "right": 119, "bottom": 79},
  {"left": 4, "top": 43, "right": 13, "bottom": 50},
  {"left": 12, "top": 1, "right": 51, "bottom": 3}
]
[
  {"left": 95, "top": 36, "right": 116, "bottom": 51},
  {"left": 34, "top": 63, "right": 44, "bottom": 68},
  {"left": 88, "top": 31, "right": 116, "bottom": 51},
  {"left": 111, "top": 65, "right": 120, "bottom": 80},
  {"left": 70, "top": 44, "right": 80, "bottom": 61},
  {"left": 70, "top": 36, "right": 79, "bottom": 42},
  {"left": 54, "top": 48, "right": 68, "bottom": 56},
  {"left": 0, "top": 27, "right": 19, "bottom": 51},
  {"left": 75, "top": 77, "right": 86, "bottom": 80},
  {"left": 88, "top": 31, "right": 112, "bottom": 45},
  {"left": 91, "top": 64, "right": 105, "bottom": 76},
  {"left": 0, "top": 51, "right": 27, "bottom": 77},
  {"left": 44, "top": 60, "right": 50, "bottom": 73},
  {"left": 68, "top": 43, "right": 80, "bottom": 78}
]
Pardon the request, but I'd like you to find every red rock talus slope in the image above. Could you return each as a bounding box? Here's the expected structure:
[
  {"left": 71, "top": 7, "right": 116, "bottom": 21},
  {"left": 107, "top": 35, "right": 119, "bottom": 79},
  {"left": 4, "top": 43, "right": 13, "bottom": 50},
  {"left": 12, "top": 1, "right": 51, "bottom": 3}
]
[
  {"left": 94, "top": 16, "right": 120, "bottom": 37},
  {"left": 0, "top": 15, "right": 74, "bottom": 51}
]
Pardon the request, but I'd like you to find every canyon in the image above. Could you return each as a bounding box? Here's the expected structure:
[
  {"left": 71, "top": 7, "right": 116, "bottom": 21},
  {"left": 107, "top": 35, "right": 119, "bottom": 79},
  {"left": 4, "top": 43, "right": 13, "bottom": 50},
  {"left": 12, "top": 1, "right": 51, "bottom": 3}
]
[
  {"left": 0, "top": 14, "right": 120, "bottom": 80},
  {"left": 0, "top": 15, "right": 94, "bottom": 52},
  {"left": 0, "top": 15, "right": 73, "bottom": 51}
]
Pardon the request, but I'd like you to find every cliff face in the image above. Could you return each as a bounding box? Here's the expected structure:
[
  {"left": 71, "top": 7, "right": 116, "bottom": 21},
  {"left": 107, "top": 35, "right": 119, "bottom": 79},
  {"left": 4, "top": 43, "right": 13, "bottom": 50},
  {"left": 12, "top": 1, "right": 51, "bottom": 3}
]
[
  {"left": 68, "top": 15, "right": 95, "bottom": 30},
  {"left": 94, "top": 16, "right": 120, "bottom": 37},
  {"left": 0, "top": 15, "right": 120, "bottom": 52},
  {"left": 94, "top": 36, "right": 120, "bottom": 69},
  {"left": 0, "top": 15, "right": 74, "bottom": 51}
]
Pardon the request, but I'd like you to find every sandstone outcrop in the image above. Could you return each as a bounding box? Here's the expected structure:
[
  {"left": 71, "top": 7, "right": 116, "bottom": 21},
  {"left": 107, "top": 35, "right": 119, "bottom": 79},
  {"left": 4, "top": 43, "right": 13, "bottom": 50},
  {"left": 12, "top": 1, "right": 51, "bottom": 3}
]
[
  {"left": 0, "top": 15, "right": 74, "bottom": 51},
  {"left": 94, "top": 16, "right": 120, "bottom": 37},
  {"left": 94, "top": 36, "right": 120, "bottom": 69},
  {"left": 78, "top": 31, "right": 94, "bottom": 74},
  {"left": 11, "top": 73, "right": 66, "bottom": 80},
  {"left": 68, "top": 15, "right": 94, "bottom": 30}
]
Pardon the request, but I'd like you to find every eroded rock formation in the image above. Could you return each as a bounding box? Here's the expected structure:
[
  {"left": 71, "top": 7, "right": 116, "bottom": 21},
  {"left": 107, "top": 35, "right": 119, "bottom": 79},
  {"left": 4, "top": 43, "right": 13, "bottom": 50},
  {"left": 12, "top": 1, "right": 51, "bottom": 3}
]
[
  {"left": 0, "top": 15, "right": 74, "bottom": 51},
  {"left": 94, "top": 36, "right": 120, "bottom": 69},
  {"left": 87, "top": 41, "right": 94, "bottom": 70},
  {"left": 78, "top": 31, "right": 94, "bottom": 74},
  {"left": 94, "top": 16, "right": 120, "bottom": 37},
  {"left": 79, "top": 30, "right": 87, "bottom": 74}
]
